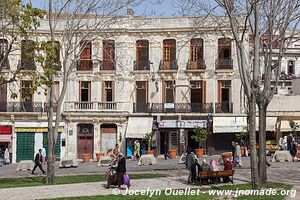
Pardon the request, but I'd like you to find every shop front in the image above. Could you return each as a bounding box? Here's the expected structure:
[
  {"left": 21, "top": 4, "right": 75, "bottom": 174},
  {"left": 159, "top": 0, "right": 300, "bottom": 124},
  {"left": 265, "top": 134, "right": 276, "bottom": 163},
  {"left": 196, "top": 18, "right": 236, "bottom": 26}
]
[
  {"left": 0, "top": 125, "right": 12, "bottom": 161},
  {"left": 213, "top": 116, "right": 247, "bottom": 154},
  {"left": 157, "top": 119, "right": 207, "bottom": 155},
  {"left": 125, "top": 117, "right": 153, "bottom": 158},
  {"left": 13, "top": 122, "right": 64, "bottom": 163}
]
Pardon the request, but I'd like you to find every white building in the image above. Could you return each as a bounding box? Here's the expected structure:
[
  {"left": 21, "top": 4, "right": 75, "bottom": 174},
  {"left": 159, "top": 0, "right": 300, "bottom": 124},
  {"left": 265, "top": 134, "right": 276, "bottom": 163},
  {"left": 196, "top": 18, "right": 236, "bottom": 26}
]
[{"left": 1, "top": 12, "right": 299, "bottom": 163}]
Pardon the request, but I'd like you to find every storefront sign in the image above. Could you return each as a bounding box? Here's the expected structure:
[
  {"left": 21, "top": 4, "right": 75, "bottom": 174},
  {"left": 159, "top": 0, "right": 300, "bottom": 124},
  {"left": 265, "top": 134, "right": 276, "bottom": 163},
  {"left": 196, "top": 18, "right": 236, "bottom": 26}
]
[
  {"left": 159, "top": 120, "right": 207, "bottom": 128},
  {"left": 0, "top": 125, "right": 12, "bottom": 134},
  {"left": 164, "top": 103, "right": 175, "bottom": 109},
  {"left": 16, "top": 127, "right": 64, "bottom": 132}
]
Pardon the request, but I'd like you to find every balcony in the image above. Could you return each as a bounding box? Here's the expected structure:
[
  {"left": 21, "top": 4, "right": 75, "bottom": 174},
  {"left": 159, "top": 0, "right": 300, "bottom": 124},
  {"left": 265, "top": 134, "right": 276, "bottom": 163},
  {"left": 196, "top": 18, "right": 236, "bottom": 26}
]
[
  {"left": 215, "top": 102, "right": 233, "bottom": 113},
  {"left": 0, "top": 101, "right": 43, "bottom": 112},
  {"left": 150, "top": 103, "right": 213, "bottom": 113},
  {"left": 133, "top": 103, "right": 151, "bottom": 113},
  {"left": 186, "top": 59, "right": 206, "bottom": 70},
  {"left": 18, "top": 59, "right": 36, "bottom": 70},
  {"left": 134, "top": 60, "right": 151, "bottom": 71},
  {"left": 0, "top": 58, "right": 10, "bottom": 70},
  {"left": 64, "top": 101, "right": 129, "bottom": 112},
  {"left": 44, "top": 103, "right": 58, "bottom": 113},
  {"left": 215, "top": 59, "right": 233, "bottom": 70},
  {"left": 100, "top": 59, "right": 116, "bottom": 71},
  {"left": 76, "top": 59, "right": 93, "bottom": 71},
  {"left": 159, "top": 60, "right": 178, "bottom": 71}
]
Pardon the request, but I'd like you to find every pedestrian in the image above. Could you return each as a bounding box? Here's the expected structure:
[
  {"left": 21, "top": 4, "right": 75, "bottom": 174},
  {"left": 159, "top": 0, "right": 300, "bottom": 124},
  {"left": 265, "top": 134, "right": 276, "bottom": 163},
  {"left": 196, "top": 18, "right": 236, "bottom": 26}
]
[
  {"left": 235, "top": 142, "right": 242, "bottom": 167},
  {"left": 278, "top": 136, "right": 284, "bottom": 150},
  {"left": 186, "top": 148, "right": 196, "bottom": 183},
  {"left": 287, "top": 134, "right": 293, "bottom": 151},
  {"left": 231, "top": 141, "right": 236, "bottom": 163},
  {"left": 223, "top": 158, "right": 233, "bottom": 182},
  {"left": 116, "top": 153, "right": 126, "bottom": 189},
  {"left": 41, "top": 148, "right": 46, "bottom": 165},
  {"left": 32, "top": 149, "right": 46, "bottom": 175},
  {"left": 113, "top": 144, "right": 119, "bottom": 158},
  {"left": 134, "top": 140, "right": 140, "bottom": 160},
  {"left": 4, "top": 148, "right": 10, "bottom": 164},
  {"left": 164, "top": 142, "right": 168, "bottom": 160}
]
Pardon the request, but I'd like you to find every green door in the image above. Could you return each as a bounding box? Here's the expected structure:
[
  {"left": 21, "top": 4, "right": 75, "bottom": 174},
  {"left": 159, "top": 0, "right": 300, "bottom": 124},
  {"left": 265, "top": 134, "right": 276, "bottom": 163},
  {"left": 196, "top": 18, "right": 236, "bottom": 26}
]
[
  {"left": 16, "top": 132, "right": 35, "bottom": 162},
  {"left": 43, "top": 132, "right": 61, "bottom": 160}
]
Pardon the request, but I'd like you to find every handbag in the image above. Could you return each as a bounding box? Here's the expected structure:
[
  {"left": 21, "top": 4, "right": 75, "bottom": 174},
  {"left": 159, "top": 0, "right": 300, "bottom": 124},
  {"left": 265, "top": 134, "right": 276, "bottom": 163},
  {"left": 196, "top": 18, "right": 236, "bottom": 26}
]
[{"left": 123, "top": 173, "right": 130, "bottom": 186}]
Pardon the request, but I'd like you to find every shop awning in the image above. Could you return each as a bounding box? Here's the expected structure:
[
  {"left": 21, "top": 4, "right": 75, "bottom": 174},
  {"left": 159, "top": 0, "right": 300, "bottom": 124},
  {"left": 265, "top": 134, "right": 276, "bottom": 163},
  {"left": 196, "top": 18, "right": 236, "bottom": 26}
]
[
  {"left": 0, "top": 134, "right": 12, "bottom": 142},
  {"left": 255, "top": 117, "right": 277, "bottom": 131},
  {"left": 126, "top": 117, "right": 153, "bottom": 138},
  {"left": 213, "top": 117, "right": 247, "bottom": 133},
  {"left": 280, "top": 120, "right": 300, "bottom": 132}
]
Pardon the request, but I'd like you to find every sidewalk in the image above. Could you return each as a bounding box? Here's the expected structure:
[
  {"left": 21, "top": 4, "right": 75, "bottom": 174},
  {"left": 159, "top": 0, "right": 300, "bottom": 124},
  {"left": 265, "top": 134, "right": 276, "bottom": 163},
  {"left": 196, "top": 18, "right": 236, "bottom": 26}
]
[{"left": 0, "top": 175, "right": 249, "bottom": 200}]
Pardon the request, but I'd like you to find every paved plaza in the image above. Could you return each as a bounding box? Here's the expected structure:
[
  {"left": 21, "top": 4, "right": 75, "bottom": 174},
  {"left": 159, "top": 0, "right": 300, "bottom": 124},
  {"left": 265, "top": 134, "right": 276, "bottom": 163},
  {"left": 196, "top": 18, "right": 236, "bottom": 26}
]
[{"left": 0, "top": 156, "right": 299, "bottom": 199}]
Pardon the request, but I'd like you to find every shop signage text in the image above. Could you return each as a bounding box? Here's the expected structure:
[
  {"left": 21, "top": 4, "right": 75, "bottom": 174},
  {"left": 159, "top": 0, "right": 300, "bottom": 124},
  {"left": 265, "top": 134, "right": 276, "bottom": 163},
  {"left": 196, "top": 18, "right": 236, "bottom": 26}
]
[{"left": 158, "top": 120, "right": 207, "bottom": 128}]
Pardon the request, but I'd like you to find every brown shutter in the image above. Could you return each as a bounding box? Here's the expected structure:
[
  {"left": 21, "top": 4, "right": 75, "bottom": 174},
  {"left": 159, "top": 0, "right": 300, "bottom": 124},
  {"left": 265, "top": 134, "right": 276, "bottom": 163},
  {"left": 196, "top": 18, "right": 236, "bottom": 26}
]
[
  {"left": 218, "top": 80, "right": 222, "bottom": 103},
  {"left": 146, "top": 81, "right": 148, "bottom": 103},
  {"left": 102, "top": 82, "right": 105, "bottom": 102},
  {"left": 112, "top": 81, "right": 115, "bottom": 102},
  {"left": 88, "top": 81, "right": 91, "bottom": 101},
  {"left": 162, "top": 81, "right": 166, "bottom": 103},
  {"left": 202, "top": 80, "right": 206, "bottom": 104}
]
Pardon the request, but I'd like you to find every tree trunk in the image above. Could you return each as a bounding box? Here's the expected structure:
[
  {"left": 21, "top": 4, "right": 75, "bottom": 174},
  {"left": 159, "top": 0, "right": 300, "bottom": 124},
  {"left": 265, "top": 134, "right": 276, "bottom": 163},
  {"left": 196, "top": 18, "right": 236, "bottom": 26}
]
[
  {"left": 258, "top": 102, "right": 267, "bottom": 184},
  {"left": 46, "top": 84, "right": 55, "bottom": 184},
  {"left": 249, "top": 96, "right": 259, "bottom": 189}
]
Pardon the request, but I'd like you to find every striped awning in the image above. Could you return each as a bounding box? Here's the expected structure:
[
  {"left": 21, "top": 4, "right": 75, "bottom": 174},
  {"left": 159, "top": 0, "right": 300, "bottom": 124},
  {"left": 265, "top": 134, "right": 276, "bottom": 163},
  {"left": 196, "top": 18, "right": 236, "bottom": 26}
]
[{"left": 0, "top": 134, "right": 11, "bottom": 142}]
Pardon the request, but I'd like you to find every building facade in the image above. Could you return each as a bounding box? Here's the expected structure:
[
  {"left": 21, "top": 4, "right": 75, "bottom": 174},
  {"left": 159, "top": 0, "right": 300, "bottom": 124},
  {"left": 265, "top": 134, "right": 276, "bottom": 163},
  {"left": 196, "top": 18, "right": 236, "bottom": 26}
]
[{"left": 1, "top": 13, "right": 300, "bottom": 163}]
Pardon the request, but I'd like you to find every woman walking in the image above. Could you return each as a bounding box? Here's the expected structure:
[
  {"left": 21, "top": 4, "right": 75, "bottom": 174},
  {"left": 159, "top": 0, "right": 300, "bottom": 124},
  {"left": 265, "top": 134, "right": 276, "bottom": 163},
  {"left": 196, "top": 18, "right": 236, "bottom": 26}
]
[{"left": 235, "top": 142, "right": 242, "bottom": 167}]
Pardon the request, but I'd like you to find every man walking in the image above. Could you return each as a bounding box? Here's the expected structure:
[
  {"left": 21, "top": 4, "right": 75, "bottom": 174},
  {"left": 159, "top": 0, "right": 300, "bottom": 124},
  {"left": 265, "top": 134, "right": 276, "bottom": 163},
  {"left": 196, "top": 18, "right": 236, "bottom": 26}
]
[{"left": 32, "top": 149, "right": 46, "bottom": 175}]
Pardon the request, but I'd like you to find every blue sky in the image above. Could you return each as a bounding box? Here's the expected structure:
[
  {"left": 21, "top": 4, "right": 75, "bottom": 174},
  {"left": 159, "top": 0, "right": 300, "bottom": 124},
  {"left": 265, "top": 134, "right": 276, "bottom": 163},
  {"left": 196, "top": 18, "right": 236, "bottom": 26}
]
[{"left": 27, "top": 0, "right": 178, "bottom": 16}]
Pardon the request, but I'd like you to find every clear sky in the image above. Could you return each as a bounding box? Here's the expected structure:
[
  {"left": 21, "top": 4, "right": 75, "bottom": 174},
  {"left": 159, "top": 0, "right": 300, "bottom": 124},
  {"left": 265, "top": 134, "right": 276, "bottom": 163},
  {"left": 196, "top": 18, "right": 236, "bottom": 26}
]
[{"left": 26, "top": 0, "right": 179, "bottom": 17}]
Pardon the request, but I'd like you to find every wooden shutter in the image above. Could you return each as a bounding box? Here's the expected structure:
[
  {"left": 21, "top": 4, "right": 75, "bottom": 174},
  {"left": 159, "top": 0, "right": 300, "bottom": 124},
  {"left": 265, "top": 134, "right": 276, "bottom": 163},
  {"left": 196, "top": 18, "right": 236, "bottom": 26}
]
[
  {"left": 202, "top": 80, "right": 206, "bottom": 104},
  {"left": 103, "top": 40, "right": 115, "bottom": 70},
  {"left": 162, "top": 81, "right": 166, "bottom": 103},
  {"left": 112, "top": 81, "right": 115, "bottom": 102},
  {"left": 102, "top": 82, "right": 106, "bottom": 102},
  {"left": 80, "top": 41, "right": 91, "bottom": 70},
  {"left": 218, "top": 80, "right": 222, "bottom": 103}
]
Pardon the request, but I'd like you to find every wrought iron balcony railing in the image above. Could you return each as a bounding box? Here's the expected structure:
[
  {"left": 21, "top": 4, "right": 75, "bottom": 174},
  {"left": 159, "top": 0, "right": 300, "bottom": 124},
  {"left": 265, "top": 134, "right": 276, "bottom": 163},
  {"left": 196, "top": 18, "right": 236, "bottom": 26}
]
[
  {"left": 0, "top": 101, "right": 43, "bottom": 112},
  {"left": 133, "top": 103, "right": 151, "bottom": 113},
  {"left": 215, "top": 58, "right": 233, "bottom": 70},
  {"left": 76, "top": 59, "right": 93, "bottom": 71},
  {"left": 215, "top": 102, "right": 233, "bottom": 113},
  {"left": 149, "top": 103, "right": 213, "bottom": 113},
  {"left": 100, "top": 59, "right": 116, "bottom": 71},
  {"left": 133, "top": 60, "right": 151, "bottom": 70},
  {"left": 159, "top": 60, "right": 178, "bottom": 70},
  {"left": 186, "top": 59, "right": 206, "bottom": 70}
]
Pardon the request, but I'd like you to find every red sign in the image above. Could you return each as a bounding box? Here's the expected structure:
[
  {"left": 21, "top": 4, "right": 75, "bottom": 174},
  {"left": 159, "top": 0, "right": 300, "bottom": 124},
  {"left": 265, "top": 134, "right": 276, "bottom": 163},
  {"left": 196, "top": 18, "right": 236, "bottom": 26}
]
[{"left": 0, "top": 125, "right": 12, "bottom": 134}]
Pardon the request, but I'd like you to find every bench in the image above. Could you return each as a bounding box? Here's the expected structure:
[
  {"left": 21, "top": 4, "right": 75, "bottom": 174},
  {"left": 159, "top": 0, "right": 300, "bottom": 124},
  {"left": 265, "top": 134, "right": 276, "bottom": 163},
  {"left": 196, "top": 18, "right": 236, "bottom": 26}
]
[{"left": 198, "top": 170, "right": 235, "bottom": 186}]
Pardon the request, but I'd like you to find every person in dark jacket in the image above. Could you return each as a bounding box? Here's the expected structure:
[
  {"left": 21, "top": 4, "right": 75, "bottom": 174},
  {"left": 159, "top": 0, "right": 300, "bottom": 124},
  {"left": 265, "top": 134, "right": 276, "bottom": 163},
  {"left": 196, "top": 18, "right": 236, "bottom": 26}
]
[
  {"left": 231, "top": 141, "right": 236, "bottom": 163},
  {"left": 116, "top": 153, "right": 126, "bottom": 188},
  {"left": 31, "top": 149, "right": 46, "bottom": 175}
]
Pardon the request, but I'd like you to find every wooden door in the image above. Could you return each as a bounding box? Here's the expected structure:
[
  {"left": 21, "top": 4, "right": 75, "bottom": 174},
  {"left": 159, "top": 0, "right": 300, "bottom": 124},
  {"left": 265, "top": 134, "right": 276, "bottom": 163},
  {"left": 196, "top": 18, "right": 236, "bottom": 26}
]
[
  {"left": 102, "top": 40, "right": 115, "bottom": 70},
  {"left": 77, "top": 124, "right": 94, "bottom": 159},
  {"left": 79, "top": 41, "right": 92, "bottom": 70},
  {"left": 100, "top": 124, "right": 117, "bottom": 154},
  {"left": 136, "top": 81, "right": 148, "bottom": 112},
  {"left": 163, "top": 39, "right": 176, "bottom": 70},
  {"left": 136, "top": 40, "right": 149, "bottom": 70}
]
